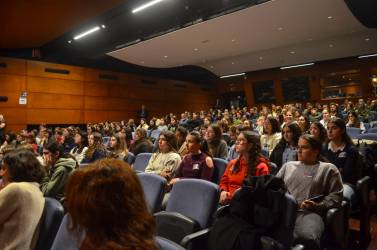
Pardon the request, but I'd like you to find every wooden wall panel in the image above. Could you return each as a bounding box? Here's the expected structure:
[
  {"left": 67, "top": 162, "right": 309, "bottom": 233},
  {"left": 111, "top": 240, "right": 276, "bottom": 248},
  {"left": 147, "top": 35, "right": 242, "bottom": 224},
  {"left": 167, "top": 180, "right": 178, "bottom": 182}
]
[
  {"left": 108, "top": 111, "right": 133, "bottom": 121},
  {"left": 84, "top": 96, "right": 107, "bottom": 110},
  {"left": 0, "top": 108, "right": 27, "bottom": 125},
  {"left": 27, "top": 109, "right": 82, "bottom": 124},
  {"left": 108, "top": 84, "right": 129, "bottom": 98},
  {"left": 0, "top": 75, "right": 25, "bottom": 92},
  {"left": 84, "top": 82, "right": 109, "bottom": 97},
  {"left": 0, "top": 57, "right": 26, "bottom": 75},
  {"left": 27, "top": 61, "right": 84, "bottom": 80},
  {"left": 127, "top": 87, "right": 165, "bottom": 101},
  {"left": 28, "top": 93, "right": 83, "bottom": 109},
  {"left": 84, "top": 111, "right": 108, "bottom": 123},
  {"left": 28, "top": 77, "right": 83, "bottom": 95},
  {"left": 0, "top": 92, "right": 23, "bottom": 108}
]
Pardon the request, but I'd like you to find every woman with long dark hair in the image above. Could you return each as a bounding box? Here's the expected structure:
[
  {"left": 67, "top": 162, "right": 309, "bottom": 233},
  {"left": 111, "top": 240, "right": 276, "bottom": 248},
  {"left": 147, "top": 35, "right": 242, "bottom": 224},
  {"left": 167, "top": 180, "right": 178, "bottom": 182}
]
[
  {"left": 65, "top": 159, "right": 156, "bottom": 249},
  {"left": 81, "top": 132, "right": 107, "bottom": 164},
  {"left": 205, "top": 124, "right": 228, "bottom": 160},
  {"left": 309, "top": 122, "right": 327, "bottom": 145},
  {"left": 108, "top": 133, "right": 129, "bottom": 162},
  {"left": 346, "top": 111, "right": 366, "bottom": 132},
  {"left": 260, "top": 117, "right": 281, "bottom": 156},
  {"left": 70, "top": 130, "right": 88, "bottom": 164},
  {"left": 219, "top": 131, "right": 270, "bottom": 204},
  {"left": 129, "top": 128, "right": 153, "bottom": 156},
  {"left": 270, "top": 122, "right": 302, "bottom": 170}
]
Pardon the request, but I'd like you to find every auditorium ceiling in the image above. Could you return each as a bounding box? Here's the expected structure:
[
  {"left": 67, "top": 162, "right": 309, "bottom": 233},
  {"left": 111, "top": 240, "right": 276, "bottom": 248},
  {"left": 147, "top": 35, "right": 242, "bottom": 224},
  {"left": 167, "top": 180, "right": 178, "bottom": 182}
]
[{"left": 0, "top": 0, "right": 376, "bottom": 82}]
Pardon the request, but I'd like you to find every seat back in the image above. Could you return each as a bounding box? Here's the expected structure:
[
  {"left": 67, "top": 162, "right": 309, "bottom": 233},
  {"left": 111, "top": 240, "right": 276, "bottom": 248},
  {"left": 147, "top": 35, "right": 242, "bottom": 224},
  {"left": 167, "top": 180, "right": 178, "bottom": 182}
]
[
  {"left": 212, "top": 158, "right": 228, "bottom": 184},
  {"left": 150, "top": 129, "right": 162, "bottom": 141},
  {"left": 261, "top": 148, "right": 269, "bottom": 158},
  {"left": 126, "top": 151, "right": 136, "bottom": 165},
  {"left": 166, "top": 179, "right": 220, "bottom": 229},
  {"left": 103, "top": 136, "right": 110, "bottom": 146},
  {"left": 51, "top": 214, "right": 85, "bottom": 250},
  {"left": 35, "top": 198, "right": 65, "bottom": 250},
  {"left": 138, "top": 173, "right": 167, "bottom": 213},
  {"left": 357, "top": 133, "right": 377, "bottom": 142},
  {"left": 270, "top": 162, "right": 278, "bottom": 175},
  {"left": 346, "top": 127, "right": 361, "bottom": 139},
  {"left": 133, "top": 153, "right": 153, "bottom": 172},
  {"left": 156, "top": 236, "right": 186, "bottom": 250},
  {"left": 367, "top": 127, "right": 377, "bottom": 133}
]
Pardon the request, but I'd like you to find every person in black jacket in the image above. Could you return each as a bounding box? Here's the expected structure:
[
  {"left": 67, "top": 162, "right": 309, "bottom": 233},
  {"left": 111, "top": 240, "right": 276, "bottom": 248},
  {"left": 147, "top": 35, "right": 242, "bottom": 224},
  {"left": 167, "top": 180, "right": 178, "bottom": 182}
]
[
  {"left": 129, "top": 128, "right": 153, "bottom": 156},
  {"left": 270, "top": 122, "right": 302, "bottom": 170}
]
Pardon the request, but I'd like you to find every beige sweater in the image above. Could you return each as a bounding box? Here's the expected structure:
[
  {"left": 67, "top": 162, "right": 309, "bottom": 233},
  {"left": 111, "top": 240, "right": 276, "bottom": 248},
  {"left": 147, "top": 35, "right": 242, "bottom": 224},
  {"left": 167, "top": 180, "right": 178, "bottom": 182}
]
[
  {"left": 145, "top": 151, "right": 182, "bottom": 175},
  {"left": 0, "top": 182, "right": 45, "bottom": 250}
]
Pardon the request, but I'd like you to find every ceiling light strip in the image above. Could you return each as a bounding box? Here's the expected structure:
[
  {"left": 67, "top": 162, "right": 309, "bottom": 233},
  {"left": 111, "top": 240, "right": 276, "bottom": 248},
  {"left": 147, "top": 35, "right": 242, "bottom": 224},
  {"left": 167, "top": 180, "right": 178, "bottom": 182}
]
[
  {"left": 74, "top": 26, "right": 100, "bottom": 40},
  {"left": 280, "top": 63, "right": 314, "bottom": 70},
  {"left": 132, "top": 0, "right": 166, "bottom": 13},
  {"left": 358, "top": 53, "right": 377, "bottom": 59},
  {"left": 220, "top": 73, "right": 246, "bottom": 79}
]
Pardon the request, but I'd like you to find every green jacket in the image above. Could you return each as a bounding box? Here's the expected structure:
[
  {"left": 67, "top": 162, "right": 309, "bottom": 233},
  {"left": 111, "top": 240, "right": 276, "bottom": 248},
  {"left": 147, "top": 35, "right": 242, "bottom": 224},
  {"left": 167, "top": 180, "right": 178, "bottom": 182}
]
[{"left": 40, "top": 157, "right": 76, "bottom": 201}]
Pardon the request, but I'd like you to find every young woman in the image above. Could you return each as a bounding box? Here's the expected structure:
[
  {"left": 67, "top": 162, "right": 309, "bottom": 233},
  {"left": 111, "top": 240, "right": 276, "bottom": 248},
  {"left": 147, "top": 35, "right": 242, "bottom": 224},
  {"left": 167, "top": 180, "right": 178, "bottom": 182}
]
[
  {"left": 260, "top": 117, "right": 281, "bottom": 156},
  {"left": 137, "top": 118, "right": 149, "bottom": 130},
  {"left": 270, "top": 122, "right": 302, "bottom": 170},
  {"left": 129, "top": 128, "right": 153, "bottom": 156},
  {"left": 145, "top": 131, "right": 182, "bottom": 180},
  {"left": 175, "top": 126, "right": 189, "bottom": 158},
  {"left": 0, "top": 149, "right": 45, "bottom": 249},
  {"left": 297, "top": 115, "right": 310, "bottom": 134},
  {"left": 70, "top": 130, "right": 88, "bottom": 164},
  {"left": 205, "top": 124, "right": 228, "bottom": 160},
  {"left": 108, "top": 133, "right": 129, "bottom": 162},
  {"left": 169, "top": 131, "right": 214, "bottom": 186},
  {"left": 65, "top": 159, "right": 156, "bottom": 249},
  {"left": 346, "top": 111, "right": 366, "bottom": 132},
  {"left": 322, "top": 117, "right": 360, "bottom": 206},
  {"left": 277, "top": 134, "right": 343, "bottom": 250},
  {"left": 219, "top": 131, "right": 270, "bottom": 205},
  {"left": 309, "top": 122, "right": 327, "bottom": 145},
  {"left": 82, "top": 132, "right": 107, "bottom": 164},
  {"left": 320, "top": 109, "right": 331, "bottom": 129}
]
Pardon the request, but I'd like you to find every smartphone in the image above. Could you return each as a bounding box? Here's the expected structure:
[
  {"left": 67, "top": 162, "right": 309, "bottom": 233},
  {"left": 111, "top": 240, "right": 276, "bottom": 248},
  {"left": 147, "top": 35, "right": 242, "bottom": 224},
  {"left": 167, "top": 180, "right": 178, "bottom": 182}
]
[{"left": 307, "top": 194, "right": 324, "bottom": 202}]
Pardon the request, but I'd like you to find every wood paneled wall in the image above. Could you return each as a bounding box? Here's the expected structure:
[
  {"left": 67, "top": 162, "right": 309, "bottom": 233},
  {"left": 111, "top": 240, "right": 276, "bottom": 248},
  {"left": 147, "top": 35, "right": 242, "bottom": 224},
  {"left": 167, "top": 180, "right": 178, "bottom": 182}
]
[
  {"left": 0, "top": 57, "right": 216, "bottom": 132},
  {"left": 217, "top": 56, "right": 377, "bottom": 107}
]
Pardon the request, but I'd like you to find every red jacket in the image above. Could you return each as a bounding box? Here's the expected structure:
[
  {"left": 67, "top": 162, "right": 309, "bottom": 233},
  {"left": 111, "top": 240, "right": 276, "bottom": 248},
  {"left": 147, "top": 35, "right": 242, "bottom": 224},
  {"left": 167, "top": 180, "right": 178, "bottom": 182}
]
[{"left": 219, "top": 156, "right": 270, "bottom": 201}]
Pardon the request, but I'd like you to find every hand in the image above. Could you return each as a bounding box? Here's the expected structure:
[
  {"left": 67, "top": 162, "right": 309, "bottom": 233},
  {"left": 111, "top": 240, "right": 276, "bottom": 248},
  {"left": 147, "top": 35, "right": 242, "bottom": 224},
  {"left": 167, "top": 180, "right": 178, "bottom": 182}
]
[
  {"left": 300, "top": 200, "right": 317, "bottom": 210},
  {"left": 219, "top": 191, "right": 230, "bottom": 204},
  {"left": 160, "top": 171, "right": 171, "bottom": 179},
  {"left": 43, "top": 154, "right": 52, "bottom": 168},
  {"left": 169, "top": 178, "right": 180, "bottom": 185}
]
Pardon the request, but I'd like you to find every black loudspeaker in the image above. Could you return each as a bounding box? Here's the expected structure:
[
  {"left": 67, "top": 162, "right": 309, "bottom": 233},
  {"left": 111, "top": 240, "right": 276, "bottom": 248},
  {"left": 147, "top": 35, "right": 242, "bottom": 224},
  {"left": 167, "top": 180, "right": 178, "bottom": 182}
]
[
  {"left": 345, "top": 0, "right": 377, "bottom": 28},
  {"left": 0, "top": 96, "right": 8, "bottom": 102}
]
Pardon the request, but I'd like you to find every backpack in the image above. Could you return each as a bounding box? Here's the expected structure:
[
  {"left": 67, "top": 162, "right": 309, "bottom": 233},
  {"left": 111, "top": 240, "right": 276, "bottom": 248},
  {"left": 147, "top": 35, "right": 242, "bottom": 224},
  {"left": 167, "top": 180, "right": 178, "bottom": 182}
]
[{"left": 209, "top": 175, "right": 286, "bottom": 250}]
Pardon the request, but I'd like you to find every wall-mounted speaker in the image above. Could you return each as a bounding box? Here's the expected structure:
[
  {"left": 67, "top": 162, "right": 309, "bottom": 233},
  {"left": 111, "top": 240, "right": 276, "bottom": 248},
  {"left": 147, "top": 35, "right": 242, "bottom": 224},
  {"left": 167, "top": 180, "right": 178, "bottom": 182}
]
[{"left": 0, "top": 96, "right": 8, "bottom": 102}]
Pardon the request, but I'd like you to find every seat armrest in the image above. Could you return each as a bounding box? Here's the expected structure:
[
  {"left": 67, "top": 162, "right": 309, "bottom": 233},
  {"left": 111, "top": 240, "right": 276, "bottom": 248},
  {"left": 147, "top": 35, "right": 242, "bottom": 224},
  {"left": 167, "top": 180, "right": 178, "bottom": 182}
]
[
  {"left": 260, "top": 236, "right": 284, "bottom": 250},
  {"left": 181, "top": 228, "right": 211, "bottom": 249},
  {"left": 154, "top": 211, "right": 200, "bottom": 244},
  {"left": 291, "top": 244, "right": 305, "bottom": 250},
  {"left": 356, "top": 176, "right": 370, "bottom": 208}
]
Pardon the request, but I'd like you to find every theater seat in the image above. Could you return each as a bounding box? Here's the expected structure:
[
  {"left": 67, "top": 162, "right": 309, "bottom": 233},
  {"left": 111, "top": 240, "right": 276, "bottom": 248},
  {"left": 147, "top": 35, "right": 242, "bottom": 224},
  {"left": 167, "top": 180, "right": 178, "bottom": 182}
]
[
  {"left": 346, "top": 127, "right": 362, "bottom": 139},
  {"left": 137, "top": 173, "right": 166, "bottom": 213},
  {"left": 51, "top": 214, "right": 85, "bottom": 250},
  {"left": 156, "top": 236, "right": 185, "bottom": 250},
  {"left": 126, "top": 151, "right": 136, "bottom": 165},
  {"left": 155, "top": 179, "right": 220, "bottom": 245},
  {"left": 133, "top": 152, "right": 153, "bottom": 172},
  {"left": 212, "top": 158, "right": 228, "bottom": 184},
  {"left": 35, "top": 198, "right": 65, "bottom": 250}
]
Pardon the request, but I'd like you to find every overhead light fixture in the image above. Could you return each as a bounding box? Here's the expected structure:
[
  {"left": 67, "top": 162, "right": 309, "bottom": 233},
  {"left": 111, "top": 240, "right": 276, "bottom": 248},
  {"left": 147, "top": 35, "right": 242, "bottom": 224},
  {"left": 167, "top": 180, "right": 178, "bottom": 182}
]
[
  {"left": 101, "top": 24, "right": 106, "bottom": 29},
  {"left": 67, "top": 40, "right": 72, "bottom": 44},
  {"left": 327, "top": 16, "right": 333, "bottom": 19},
  {"left": 358, "top": 53, "right": 377, "bottom": 59},
  {"left": 74, "top": 26, "right": 100, "bottom": 40},
  {"left": 280, "top": 63, "right": 314, "bottom": 70},
  {"left": 132, "top": 0, "right": 166, "bottom": 13},
  {"left": 220, "top": 72, "right": 246, "bottom": 79}
]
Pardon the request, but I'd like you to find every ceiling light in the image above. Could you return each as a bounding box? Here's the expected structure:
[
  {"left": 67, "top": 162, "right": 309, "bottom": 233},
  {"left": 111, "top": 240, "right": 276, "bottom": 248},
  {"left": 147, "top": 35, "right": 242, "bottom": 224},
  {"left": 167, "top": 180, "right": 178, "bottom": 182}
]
[
  {"left": 372, "top": 76, "right": 377, "bottom": 83},
  {"left": 141, "top": 61, "right": 145, "bottom": 64},
  {"left": 220, "top": 73, "right": 246, "bottom": 79},
  {"left": 280, "top": 63, "right": 314, "bottom": 70},
  {"left": 259, "top": 56, "right": 263, "bottom": 60},
  {"left": 231, "top": 39, "right": 236, "bottom": 42},
  {"left": 329, "top": 44, "right": 334, "bottom": 48},
  {"left": 194, "top": 48, "right": 198, "bottom": 51},
  {"left": 67, "top": 40, "right": 72, "bottom": 44},
  {"left": 358, "top": 53, "right": 377, "bottom": 59},
  {"left": 164, "top": 55, "right": 168, "bottom": 58},
  {"left": 327, "top": 16, "right": 333, "bottom": 19},
  {"left": 289, "top": 51, "right": 295, "bottom": 54},
  {"left": 101, "top": 24, "right": 106, "bottom": 29},
  {"left": 231, "top": 62, "right": 235, "bottom": 65},
  {"left": 365, "top": 38, "right": 370, "bottom": 41},
  {"left": 132, "top": 0, "right": 166, "bottom": 13},
  {"left": 307, "top": 38, "right": 313, "bottom": 41},
  {"left": 74, "top": 26, "right": 100, "bottom": 40},
  {"left": 210, "top": 66, "right": 214, "bottom": 69},
  {"left": 278, "top": 27, "right": 283, "bottom": 31}
]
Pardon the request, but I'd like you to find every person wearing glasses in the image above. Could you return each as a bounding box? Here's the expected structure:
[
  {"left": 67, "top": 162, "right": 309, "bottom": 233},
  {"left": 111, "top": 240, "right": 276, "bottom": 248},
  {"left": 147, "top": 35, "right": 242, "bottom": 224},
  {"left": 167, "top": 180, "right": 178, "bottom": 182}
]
[
  {"left": 277, "top": 134, "right": 343, "bottom": 250},
  {"left": 0, "top": 149, "right": 45, "bottom": 249},
  {"left": 145, "top": 131, "right": 181, "bottom": 180},
  {"left": 219, "top": 131, "right": 270, "bottom": 205}
]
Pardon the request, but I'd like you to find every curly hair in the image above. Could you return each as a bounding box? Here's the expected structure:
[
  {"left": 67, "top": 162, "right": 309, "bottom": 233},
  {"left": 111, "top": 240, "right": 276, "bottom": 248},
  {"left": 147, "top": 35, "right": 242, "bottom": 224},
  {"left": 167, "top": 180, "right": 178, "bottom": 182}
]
[{"left": 65, "top": 159, "right": 156, "bottom": 250}]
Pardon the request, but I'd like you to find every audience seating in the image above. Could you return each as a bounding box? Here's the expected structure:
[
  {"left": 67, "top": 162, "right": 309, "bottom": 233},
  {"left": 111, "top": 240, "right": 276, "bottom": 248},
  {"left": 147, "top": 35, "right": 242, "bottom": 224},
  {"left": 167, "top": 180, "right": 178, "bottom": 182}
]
[
  {"left": 155, "top": 179, "right": 220, "bottom": 246},
  {"left": 367, "top": 127, "right": 377, "bottom": 133},
  {"left": 132, "top": 152, "right": 153, "bottom": 172},
  {"left": 261, "top": 148, "right": 269, "bottom": 158},
  {"left": 156, "top": 236, "right": 186, "bottom": 250},
  {"left": 137, "top": 173, "right": 166, "bottom": 213},
  {"left": 35, "top": 198, "right": 65, "bottom": 250},
  {"left": 150, "top": 129, "right": 162, "bottom": 142},
  {"left": 357, "top": 133, "right": 377, "bottom": 141},
  {"left": 126, "top": 151, "right": 135, "bottom": 165},
  {"left": 51, "top": 214, "right": 85, "bottom": 250},
  {"left": 212, "top": 158, "right": 228, "bottom": 184},
  {"left": 270, "top": 162, "right": 278, "bottom": 175},
  {"left": 103, "top": 136, "right": 110, "bottom": 146},
  {"left": 346, "top": 127, "right": 362, "bottom": 139}
]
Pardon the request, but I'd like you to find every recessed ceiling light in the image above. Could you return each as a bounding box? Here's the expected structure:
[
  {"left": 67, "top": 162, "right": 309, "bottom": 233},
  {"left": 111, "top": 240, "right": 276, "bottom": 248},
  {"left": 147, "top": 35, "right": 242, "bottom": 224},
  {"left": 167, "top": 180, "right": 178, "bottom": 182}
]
[
  {"left": 259, "top": 57, "right": 263, "bottom": 60},
  {"left": 278, "top": 27, "right": 283, "bottom": 31},
  {"left": 210, "top": 65, "right": 214, "bottom": 69},
  {"left": 280, "top": 62, "right": 314, "bottom": 70},
  {"left": 73, "top": 26, "right": 100, "bottom": 40},
  {"left": 67, "top": 40, "right": 72, "bottom": 44},
  {"left": 231, "top": 39, "right": 236, "bottom": 42},
  {"left": 101, "top": 24, "right": 106, "bottom": 29},
  {"left": 220, "top": 73, "right": 246, "bottom": 79},
  {"left": 289, "top": 51, "right": 295, "bottom": 54},
  {"left": 358, "top": 53, "right": 377, "bottom": 59},
  {"left": 365, "top": 38, "right": 370, "bottom": 41},
  {"left": 194, "top": 48, "right": 198, "bottom": 51},
  {"left": 327, "top": 16, "right": 333, "bottom": 19},
  {"left": 164, "top": 55, "right": 168, "bottom": 58},
  {"left": 132, "top": 0, "right": 167, "bottom": 13},
  {"left": 231, "top": 62, "right": 235, "bottom": 65},
  {"left": 141, "top": 61, "right": 145, "bottom": 64},
  {"left": 329, "top": 44, "right": 334, "bottom": 48},
  {"left": 201, "top": 40, "right": 210, "bottom": 43}
]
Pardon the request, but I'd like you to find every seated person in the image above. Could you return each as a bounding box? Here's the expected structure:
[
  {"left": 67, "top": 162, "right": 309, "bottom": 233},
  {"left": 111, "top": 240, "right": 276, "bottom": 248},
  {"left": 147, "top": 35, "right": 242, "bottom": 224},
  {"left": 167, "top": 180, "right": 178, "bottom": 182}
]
[
  {"left": 129, "top": 128, "right": 153, "bottom": 156},
  {"left": 40, "top": 141, "right": 77, "bottom": 201},
  {"left": 169, "top": 131, "right": 214, "bottom": 186},
  {"left": 108, "top": 133, "right": 130, "bottom": 162},
  {"left": 346, "top": 111, "right": 366, "bottom": 132},
  {"left": 260, "top": 117, "right": 281, "bottom": 156},
  {"left": 322, "top": 117, "right": 360, "bottom": 206},
  {"left": 145, "top": 131, "right": 181, "bottom": 179},
  {"left": 64, "top": 158, "right": 156, "bottom": 249},
  {"left": 205, "top": 124, "right": 228, "bottom": 160},
  {"left": 69, "top": 130, "right": 88, "bottom": 164},
  {"left": 219, "top": 131, "right": 270, "bottom": 205},
  {"left": 0, "top": 149, "right": 45, "bottom": 249},
  {"left": 81, "top": 132, "right": 107, "bottom": 164},
  {"left": 270, "top": 122, "right": 302, "bottom": 170},
  {"left": 277, "top": 134, "right": 343, "bottom": 250},
  {"left": 309, "top": 122, "right": 327, "bottom": 145},
  {"left": 175, "top": 126, "right": 189, "bottom": 158}
]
